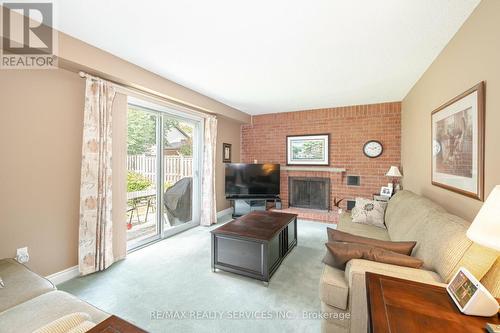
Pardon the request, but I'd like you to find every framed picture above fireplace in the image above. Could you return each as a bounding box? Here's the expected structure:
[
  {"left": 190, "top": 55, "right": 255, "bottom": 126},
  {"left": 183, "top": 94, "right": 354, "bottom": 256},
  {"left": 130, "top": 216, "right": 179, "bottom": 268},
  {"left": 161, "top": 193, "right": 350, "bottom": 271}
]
[{"left": 286, "top": 134, "right": 329, "bottom": 166}]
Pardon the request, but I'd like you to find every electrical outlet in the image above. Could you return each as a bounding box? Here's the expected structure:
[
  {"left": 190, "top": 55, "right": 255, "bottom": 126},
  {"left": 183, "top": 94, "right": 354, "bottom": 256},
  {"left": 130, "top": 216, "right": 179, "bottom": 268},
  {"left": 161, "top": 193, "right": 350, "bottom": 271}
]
[{"left": 16, "top": 247, "right": 29, "bottom": 264}]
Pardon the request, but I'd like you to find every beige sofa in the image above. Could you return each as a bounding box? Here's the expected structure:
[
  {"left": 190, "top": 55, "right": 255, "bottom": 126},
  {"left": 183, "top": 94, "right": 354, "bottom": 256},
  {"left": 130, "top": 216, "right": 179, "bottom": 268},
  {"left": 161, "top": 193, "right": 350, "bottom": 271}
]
[
  {"left": 0, "top": 258, "right": 109, "bottom": 333},
  {"left": 320, "top": 190, "right": 500, "bottom": 333}
]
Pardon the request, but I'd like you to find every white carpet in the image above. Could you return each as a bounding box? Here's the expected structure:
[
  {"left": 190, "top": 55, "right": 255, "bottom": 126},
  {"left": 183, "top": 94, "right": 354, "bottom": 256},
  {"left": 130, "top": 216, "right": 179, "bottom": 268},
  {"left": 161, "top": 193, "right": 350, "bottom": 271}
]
[{"left": 59, "top": 218, "right": 331, "bottom": 333}]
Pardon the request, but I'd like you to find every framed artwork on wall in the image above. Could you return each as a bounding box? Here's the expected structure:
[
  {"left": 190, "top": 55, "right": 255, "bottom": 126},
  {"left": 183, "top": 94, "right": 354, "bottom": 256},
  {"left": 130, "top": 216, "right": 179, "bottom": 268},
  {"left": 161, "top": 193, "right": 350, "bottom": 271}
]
[
  {"left": 431, "top": 82, "right": 485, "bottom": 201},
  {"left": 286, "top": 134, "right": 329, "bottom": 166},
  {"left": 222, "top": 143, "right": 232, "bottom": 163}
]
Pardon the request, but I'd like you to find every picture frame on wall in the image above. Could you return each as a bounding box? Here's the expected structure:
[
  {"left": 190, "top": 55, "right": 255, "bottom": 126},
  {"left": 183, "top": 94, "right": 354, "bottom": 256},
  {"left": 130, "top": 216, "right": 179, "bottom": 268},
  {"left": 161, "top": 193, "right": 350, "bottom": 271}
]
[
  {"left": 286, "top": 134, "right": 329, "bottom": 166},
  {"left": 431, "top": 82, "right": 485, "bottom": 201},
  {"left": 222, "top": 143, "right": 232, "bottom": 163}
]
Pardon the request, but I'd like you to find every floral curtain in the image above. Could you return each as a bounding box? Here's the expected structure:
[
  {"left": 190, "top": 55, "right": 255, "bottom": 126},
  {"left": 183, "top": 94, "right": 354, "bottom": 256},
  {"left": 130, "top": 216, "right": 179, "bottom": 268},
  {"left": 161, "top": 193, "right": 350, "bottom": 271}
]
[
  {"left": 200, "top": 116, "right": 218, "bottom": 226},
  {"left": 78, "top": 76, "right": 116, "bottom": 275}
]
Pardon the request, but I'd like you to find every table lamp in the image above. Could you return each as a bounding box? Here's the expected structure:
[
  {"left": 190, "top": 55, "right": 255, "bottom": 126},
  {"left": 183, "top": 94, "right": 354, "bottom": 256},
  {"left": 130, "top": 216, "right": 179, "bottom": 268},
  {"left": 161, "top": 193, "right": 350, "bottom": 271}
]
[
  {"left": 465, "top": 186, "right": 500, "bottom": 320},
  {"left": 385, "top": 166, "right": 402, "bottom": 191},
  {"left": 467, "top": 185, "right": 500, "bottom": 251}
]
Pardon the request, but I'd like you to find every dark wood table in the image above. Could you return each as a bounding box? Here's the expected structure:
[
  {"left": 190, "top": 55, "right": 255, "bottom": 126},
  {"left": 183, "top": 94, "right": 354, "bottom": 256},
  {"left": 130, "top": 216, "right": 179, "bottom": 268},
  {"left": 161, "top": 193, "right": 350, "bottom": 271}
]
[
  {"left": 211, "top": 210, "right": 298, "bottom": 284},
  {"left": 366, "top": 272, "right": 500, "bottom": 333},
  {"left": 87, "top": 315, "right": 147, "bottom": 333}
]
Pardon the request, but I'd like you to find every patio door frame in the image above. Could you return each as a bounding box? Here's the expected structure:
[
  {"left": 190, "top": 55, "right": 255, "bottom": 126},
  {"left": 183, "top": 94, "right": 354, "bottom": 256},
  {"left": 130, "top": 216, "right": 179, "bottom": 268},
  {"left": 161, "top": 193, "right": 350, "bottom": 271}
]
[{"left": 127, "top": 96, "right": 204, "bottom": 251}]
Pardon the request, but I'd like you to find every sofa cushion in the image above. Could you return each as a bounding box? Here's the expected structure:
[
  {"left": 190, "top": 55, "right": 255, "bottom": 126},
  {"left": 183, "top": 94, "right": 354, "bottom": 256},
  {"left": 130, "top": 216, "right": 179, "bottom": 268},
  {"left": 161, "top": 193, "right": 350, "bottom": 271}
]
[
  {"left": 345, "top": 259, "right": 444, "bottom": 287},
  {"left": 0, "top": 291, "right": 109, "bottom": 333},
  {"left": 454, "top": 243, "right": 499, "bottom": 284},
  {"left": 337, "top": 213, "right": 390, "bottom": 241},
  {"left": 384, "top": 191, "right": 499, "bottom": 283},
  {"left": 319, "top": 265, "right": 349, "bottom": 310},
  {"left": 324, "top": 242, "right": 423, "bottom": 269},
  {"left": 0, "top": 259, "right": 55, "bottom": 312},
  {"left": 411, "top": 211, "right": 494, "bottom": 282},
  {"left": 481, "top": 257, "right": 500, "bottom": 298},
  {"left": 326, "top": 228, "right": 416, "bottom": 255},
  {"left": 385, "top": 190, "right": 446, "bottom": 241}
]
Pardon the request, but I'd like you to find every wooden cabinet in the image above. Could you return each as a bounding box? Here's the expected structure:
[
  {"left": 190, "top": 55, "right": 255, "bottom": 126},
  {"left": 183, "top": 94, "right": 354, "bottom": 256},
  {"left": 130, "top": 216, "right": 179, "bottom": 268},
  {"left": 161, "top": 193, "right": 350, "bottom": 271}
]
[
  {"left": 366, "top": 272, "right": 500, "bottom": 333},
  {"left": 211, "top": 211, "right": 298, "bottom": 283}
]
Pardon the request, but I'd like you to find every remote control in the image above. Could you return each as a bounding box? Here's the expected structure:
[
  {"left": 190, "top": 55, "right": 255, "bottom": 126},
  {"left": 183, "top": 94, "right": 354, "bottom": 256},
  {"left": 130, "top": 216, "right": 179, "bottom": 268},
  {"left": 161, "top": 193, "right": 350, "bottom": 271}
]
[{"left": 486, "top": 323, "right": 500, "bottom": 333}]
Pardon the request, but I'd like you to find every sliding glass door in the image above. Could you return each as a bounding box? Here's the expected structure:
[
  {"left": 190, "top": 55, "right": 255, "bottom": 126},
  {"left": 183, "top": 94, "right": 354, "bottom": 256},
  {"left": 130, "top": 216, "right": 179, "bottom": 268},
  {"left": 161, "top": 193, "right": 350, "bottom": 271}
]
[{"left": 126, "top": 97, "right": 202, "bottom": 250}]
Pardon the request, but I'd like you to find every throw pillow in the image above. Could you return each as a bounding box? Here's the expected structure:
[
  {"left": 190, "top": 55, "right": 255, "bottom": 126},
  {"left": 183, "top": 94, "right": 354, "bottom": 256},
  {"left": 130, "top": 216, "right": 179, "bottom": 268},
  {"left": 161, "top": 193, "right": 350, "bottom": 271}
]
[
  {"left": 323, "top": 241, "right": 424, "bottom": 269},
  {"left": 351, "top": 197, "right": 387, "bottom": 228},
  {"left": 326, "top": 228, "right": 416, "bottom": 255}
]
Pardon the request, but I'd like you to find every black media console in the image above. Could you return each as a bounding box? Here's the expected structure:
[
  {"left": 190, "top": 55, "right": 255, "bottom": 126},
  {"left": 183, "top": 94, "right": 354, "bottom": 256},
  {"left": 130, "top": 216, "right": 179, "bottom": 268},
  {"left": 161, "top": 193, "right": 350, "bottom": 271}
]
[{"left": 229, "top": 197, "right": 281, "bottom": 217}]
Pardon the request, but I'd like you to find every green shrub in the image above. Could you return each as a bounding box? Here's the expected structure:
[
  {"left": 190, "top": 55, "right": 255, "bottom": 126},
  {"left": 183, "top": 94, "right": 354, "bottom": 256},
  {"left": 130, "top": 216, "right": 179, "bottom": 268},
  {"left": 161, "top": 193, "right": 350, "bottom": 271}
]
[{"left": 127, "top": 171, "right": 152, "bottom": 192}]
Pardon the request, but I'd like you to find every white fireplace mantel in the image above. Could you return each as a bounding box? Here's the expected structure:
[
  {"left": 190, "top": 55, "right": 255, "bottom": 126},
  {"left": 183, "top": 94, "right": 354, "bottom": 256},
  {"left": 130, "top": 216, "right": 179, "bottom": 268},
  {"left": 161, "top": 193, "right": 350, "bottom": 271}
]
[{"left": 281, "top": 166, "right": 346, "bottom": 173}]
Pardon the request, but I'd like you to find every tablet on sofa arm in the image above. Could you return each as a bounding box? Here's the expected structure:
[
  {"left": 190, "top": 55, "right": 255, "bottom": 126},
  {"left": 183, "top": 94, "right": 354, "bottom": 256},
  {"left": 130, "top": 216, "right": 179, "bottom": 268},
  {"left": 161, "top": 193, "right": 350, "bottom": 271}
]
[{"left": 446, "top": 267, "right": 499, "bottom": 317}]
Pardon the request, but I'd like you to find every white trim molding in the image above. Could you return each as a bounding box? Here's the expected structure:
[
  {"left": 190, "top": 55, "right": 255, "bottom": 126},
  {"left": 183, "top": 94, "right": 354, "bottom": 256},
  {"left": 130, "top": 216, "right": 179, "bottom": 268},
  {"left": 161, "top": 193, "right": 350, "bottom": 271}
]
[
  {"left": 217, "top": 207, "right": 233, "bottom": 219},
  {"left": 45, "top": 210, "right": 233, "bottom": 285},
  {"left": 45, "top": 265, "right": 79, "bottom": 286}
]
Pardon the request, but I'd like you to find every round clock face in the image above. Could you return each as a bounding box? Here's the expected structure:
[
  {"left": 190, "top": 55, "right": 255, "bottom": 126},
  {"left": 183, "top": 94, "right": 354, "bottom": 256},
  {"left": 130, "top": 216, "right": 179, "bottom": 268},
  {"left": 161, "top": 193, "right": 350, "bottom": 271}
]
[
  {"left": 363, "top": 140, "right": 383, "bottom": 158},
  {"left": 433, "top": 140, "right": 442, "bottom": 156}
]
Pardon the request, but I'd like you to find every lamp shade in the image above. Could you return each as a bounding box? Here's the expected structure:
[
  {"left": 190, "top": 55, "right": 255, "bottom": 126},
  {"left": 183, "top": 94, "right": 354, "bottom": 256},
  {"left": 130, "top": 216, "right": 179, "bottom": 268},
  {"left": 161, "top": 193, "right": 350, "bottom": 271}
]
[
  {"left": 385, "top": 166, "right": 402, "bottom": 178},
  {"left": 467, "top": 185, "right": 500, "bottom": 251}
]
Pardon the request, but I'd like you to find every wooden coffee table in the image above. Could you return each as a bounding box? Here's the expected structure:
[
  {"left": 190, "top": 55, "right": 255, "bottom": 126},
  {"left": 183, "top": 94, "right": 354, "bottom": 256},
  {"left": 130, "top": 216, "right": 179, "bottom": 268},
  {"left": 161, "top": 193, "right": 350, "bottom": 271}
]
[
  {"left": 211, "top": 210, "right": 298, "bottom": 284},
  {"left": 366, "top": 272, "right": 500, "bottom": 332}
]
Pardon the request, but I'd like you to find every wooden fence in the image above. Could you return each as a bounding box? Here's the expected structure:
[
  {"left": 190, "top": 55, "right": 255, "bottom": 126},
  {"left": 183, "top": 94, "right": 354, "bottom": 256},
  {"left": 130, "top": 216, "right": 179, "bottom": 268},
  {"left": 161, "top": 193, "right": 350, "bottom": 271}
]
[{"left": 127, "top": 155, "right": 193, "bottom": 184}]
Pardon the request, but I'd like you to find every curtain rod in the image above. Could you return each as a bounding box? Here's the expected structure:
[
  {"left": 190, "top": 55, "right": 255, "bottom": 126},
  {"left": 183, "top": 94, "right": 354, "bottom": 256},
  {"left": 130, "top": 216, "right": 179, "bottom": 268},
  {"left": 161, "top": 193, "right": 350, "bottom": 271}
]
[{"left": 78, "top": 71, "right": 213, "bottom": 119}]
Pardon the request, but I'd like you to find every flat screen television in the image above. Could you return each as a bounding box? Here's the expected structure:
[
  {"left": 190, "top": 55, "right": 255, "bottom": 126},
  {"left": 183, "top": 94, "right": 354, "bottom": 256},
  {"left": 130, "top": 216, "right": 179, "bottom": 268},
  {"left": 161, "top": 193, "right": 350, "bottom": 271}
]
[{"left": 225, "top": 163, "right": 280, "bottom": 198}]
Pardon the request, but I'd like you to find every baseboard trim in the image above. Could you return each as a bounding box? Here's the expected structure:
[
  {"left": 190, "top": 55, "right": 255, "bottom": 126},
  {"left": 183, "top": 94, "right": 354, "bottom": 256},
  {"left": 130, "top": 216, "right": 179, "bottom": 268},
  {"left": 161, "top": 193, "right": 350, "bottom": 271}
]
[
  {"left": 46, "top": 211, "right": 232, "bottom": 285},
  {"left": 217, "top": 207, "right": 233, "bottom": 219},
  {"left": 46, "top": 265, "right": 79, "bottom": 286}
]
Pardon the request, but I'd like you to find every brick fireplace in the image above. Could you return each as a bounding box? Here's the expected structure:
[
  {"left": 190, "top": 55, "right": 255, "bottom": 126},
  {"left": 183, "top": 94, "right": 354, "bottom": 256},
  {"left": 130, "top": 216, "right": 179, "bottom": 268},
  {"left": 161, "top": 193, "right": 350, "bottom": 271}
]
[{"left": 241, "top": 102, "right": 401, "bottom": 223}]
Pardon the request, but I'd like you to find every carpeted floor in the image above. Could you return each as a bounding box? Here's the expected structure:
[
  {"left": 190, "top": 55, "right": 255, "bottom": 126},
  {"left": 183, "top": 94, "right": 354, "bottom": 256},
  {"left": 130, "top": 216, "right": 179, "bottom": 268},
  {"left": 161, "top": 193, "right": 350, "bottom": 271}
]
[{"left": 59, "top": 217, "right": 331, "bottom": 333}]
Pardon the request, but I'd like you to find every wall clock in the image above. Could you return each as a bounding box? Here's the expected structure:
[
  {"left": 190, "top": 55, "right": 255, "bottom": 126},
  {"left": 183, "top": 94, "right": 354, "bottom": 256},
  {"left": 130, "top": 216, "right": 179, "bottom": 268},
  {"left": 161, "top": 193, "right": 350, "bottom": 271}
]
[
  {"left": 432, "top": 139, "right": 442, "bottom": 156},
  {"left": 363, "top": 140, "right": 383, "bottom": 158}
]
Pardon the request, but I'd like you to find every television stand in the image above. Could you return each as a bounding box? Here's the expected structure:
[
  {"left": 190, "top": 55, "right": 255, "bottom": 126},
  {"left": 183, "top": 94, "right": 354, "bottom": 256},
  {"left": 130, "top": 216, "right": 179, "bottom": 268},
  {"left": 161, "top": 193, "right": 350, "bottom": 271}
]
[{"left": 229, "top": 197, "right": 280, "bottom": 218}]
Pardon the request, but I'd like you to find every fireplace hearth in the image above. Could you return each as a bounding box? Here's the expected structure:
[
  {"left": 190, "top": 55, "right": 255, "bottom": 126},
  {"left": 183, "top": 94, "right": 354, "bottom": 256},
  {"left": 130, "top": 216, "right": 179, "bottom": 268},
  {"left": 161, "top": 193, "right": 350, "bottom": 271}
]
[{"left": 289, "top": 177, "right": 330, "bottom": 210}]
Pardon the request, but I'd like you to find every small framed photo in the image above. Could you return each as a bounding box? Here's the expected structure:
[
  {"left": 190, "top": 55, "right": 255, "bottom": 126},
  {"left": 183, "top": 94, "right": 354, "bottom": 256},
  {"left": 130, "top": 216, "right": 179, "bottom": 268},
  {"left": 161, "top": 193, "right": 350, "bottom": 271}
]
[
  {"left": 286, "top": 134, "right": 330, "bottom": 166},
  {"left": 222, "top": 143, "right": 232, "bottom": 163},
  {"left": 380, "top": 186, "right": 393, "bottom": 197}
]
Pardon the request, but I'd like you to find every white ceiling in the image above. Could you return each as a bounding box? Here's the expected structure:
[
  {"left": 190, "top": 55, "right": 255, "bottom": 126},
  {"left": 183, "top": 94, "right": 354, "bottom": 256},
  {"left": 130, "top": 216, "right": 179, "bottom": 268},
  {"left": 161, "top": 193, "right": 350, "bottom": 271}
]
[{"left": 53, "top": 0, "right": 480, "bottom": 115}]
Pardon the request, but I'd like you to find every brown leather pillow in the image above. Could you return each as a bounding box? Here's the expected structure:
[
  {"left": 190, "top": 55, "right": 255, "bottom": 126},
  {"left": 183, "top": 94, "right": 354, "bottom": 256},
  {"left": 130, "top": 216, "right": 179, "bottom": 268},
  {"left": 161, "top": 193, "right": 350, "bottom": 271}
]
[
  {"left": 323, "top": 241, "right": 424, "bottom": 269},
  {"left": 326, "top": 228, "right": 416, "bottom": 255}
]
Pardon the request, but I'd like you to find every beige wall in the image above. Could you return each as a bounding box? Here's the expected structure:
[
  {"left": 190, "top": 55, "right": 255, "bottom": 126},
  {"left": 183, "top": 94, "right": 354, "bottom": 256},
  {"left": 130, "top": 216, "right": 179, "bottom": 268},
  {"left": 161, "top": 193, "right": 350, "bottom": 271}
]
[
  {"left": 0, "top": 70, "right": 85, "bottom": 276},
  {"left": 215, "top": 117, "right": 241, "bottom": 212},
  {"left": 0, "top": 71, "right": 129, "bottom": 276},
  {"left": 402, "top": 0, "right": 500, "bottom": 221}
]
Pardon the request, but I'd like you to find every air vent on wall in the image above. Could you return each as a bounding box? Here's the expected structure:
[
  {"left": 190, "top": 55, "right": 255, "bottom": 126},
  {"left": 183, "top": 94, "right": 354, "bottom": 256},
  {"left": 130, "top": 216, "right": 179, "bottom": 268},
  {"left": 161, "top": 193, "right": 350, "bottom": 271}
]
[{"left": 347, "top": 175, "right": 360, "bottom": 186}]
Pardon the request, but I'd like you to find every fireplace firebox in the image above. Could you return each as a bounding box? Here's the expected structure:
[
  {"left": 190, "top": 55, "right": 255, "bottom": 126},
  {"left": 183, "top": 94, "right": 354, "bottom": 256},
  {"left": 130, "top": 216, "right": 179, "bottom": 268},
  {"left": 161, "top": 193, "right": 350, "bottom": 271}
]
[{"left": 288, "top": 177, "right": 330, "bottom": 210}]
